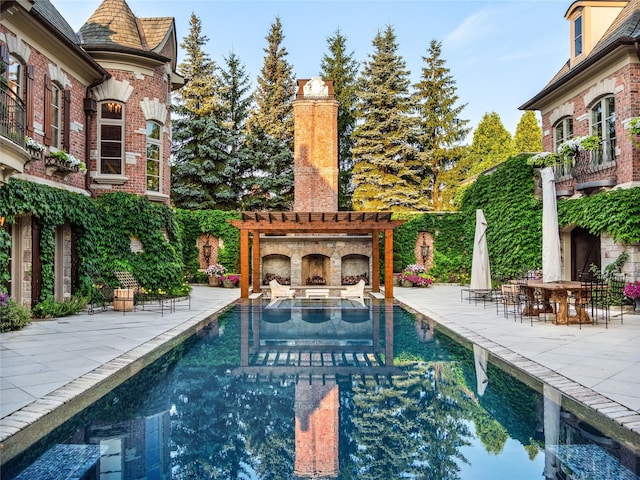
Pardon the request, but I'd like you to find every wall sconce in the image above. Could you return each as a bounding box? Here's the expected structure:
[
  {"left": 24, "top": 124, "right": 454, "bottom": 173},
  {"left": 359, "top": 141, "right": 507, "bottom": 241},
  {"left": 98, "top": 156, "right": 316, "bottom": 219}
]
[
  {"left": 421, "top": 240, "right": 429, "bottom": 266},
  {"left": 0, "top": 216, "right": 5, "bottom": 228},
  {"left": 202, "top": 240, "right": 212, "bottom": 264}
]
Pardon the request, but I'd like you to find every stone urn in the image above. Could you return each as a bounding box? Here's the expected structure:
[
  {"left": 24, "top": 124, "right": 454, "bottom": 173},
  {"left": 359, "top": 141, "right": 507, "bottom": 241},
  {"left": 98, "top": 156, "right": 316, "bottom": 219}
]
[
  {"left": 401, "top": 279, "right": 414, "bottom": 288},
  {"left": 222, "top": 280, "right": 236, "bottom": 288}
]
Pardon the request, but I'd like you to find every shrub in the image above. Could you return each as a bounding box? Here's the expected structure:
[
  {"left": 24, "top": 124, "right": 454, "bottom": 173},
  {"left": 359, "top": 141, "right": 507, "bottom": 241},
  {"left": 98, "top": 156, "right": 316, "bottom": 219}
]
[
  {"left": 0, "top": 294, "right": 32, "bottom": 332},
  {"left": 31, "top": 295, "right": 88, "bottom": 319}
]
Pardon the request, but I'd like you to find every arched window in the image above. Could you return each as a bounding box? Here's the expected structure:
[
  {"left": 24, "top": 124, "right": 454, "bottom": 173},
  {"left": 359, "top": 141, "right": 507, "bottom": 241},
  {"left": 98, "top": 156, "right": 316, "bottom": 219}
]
[
  {"left": 590, "top": 96, "right": 615, "bottom": 165},
  {"left": 146, "top": 120, "right": 162, "bottom": 192},
  {"left": 98, "top": 101, "right": 125, "bottom": 175}
]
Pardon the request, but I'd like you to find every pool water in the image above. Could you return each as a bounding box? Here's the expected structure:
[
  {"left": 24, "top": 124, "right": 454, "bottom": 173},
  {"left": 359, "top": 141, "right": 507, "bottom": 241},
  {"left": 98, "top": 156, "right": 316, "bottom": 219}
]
[{"left": 2, "top": 301, "right": 639, "bottom": 479}]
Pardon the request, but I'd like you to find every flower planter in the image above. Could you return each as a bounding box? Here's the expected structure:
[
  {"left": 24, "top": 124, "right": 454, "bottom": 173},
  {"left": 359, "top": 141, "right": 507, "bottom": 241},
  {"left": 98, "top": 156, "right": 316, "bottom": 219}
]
[
  {"left": 401, "top": 280, "right": 414, "bottom": 288},
  {"left": 44, "top": 156, "right": 80, "bottom": 176},
  {"left": 208, "top": 276, "right": 220, "bottom": 287},
  {"left": 222, "top": 280, "right": 236, "bottom": 288}
]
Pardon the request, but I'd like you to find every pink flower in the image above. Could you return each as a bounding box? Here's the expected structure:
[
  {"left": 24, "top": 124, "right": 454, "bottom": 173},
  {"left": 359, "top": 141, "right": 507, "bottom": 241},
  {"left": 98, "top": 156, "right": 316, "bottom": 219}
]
[{"left": 623, "top": 281, "right": 640, "bottom": 299}]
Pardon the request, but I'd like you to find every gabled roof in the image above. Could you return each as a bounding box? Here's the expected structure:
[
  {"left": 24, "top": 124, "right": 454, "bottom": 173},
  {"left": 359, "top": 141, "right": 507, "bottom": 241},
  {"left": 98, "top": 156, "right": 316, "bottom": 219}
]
[
  {"left": 79, "top": 0, "right": 174, "bottom": 55},
  {"left": 521, "top": 0, "right": 640, "bottom": 110}
]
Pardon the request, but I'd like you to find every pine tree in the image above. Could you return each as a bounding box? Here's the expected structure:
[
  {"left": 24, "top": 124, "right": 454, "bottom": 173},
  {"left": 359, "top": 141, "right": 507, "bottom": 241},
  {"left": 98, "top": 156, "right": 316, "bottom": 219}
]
[
  {"left": 243, "top": 16, "right": 296, "bottom": 210},
  {"left": 513, "top": 111, "right": 543, "bottom": 153},
  {"left": 413, "top": 39, "right": 470, "bottom": 211},
  {"left": 171, "top": 13, "right": 235, "bottom": 209},
  {"left": 247, "top": 16, "right": 296, "bottom": 146},
  {"left": 351, "top": 26, "right": 423, "bottom": 212},
  {"left": 320, "top": 28, "right": 359, "bottom": 210},
  {"left": 218, "top": 51, "right": 253, "bottom": 208},
  {"left": 466, "top": 112, "right": 514, "bottom": 176}
]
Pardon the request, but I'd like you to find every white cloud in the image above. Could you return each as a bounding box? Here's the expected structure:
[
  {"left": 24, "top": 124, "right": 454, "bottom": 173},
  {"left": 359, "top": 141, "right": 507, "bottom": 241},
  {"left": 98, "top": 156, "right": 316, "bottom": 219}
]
[{"left": 444, "top": 8, "right": 495, "bottom": 49}]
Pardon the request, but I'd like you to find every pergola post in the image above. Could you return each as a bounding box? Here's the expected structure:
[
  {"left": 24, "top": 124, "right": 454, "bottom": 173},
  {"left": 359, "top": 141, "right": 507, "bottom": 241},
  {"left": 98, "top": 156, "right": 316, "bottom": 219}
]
[
  {"left": 384, "top": 229, "right": 394, "bottom": 299},
  {"left": 240, "top": 229, "right": 250, "bottom": 298},
  {"left": 371, "top": 229, "right": 380, "bottom": 293},
  {"left": 252, "top": 231, "right": 261, "bottom": 294}
]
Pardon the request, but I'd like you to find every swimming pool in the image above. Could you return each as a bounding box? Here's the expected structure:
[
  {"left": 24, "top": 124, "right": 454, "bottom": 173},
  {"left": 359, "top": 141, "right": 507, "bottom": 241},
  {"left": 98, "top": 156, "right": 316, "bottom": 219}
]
[{"left": 2, "top": 300, "right": 639, "bottom": 479}]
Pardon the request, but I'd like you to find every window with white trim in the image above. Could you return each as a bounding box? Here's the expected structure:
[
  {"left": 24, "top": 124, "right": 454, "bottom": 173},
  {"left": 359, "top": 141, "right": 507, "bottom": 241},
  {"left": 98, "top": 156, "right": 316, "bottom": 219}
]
[
  {"left": 146, "top": 121, "right": 161, "bottom": 192},
  {"left": 98, "top": 101, "right": 124, "bottom": 175},
  {"left": 553, "top": 117, "right": 573, "bottom": 177},
  {"left": 590, "top": 96, "right": 615, "bottom": 165},
  {"left": 50, "top": 83, "right": 61, "bottom": 148}
]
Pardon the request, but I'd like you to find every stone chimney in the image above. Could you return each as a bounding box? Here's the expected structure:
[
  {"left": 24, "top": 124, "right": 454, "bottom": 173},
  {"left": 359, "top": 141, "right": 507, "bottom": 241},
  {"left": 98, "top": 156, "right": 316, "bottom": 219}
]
[{"left": 293, "top": 78, "right": 339, "bottom": 212}]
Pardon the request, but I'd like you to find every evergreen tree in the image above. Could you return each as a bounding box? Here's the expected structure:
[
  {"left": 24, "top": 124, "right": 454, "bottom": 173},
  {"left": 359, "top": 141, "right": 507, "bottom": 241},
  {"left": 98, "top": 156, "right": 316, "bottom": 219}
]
[
  {"left": 466, "top": 112, "right": 514, "bottom": 176},
  {"left": 247, "top": 16, "right": 296, "bottom": 146},
  {"left": 244, "top": 16, "right": 296, "bottom": 210},
  {"left": 171, "top": 13, "right": 235, "bottom": 209},
  {"left": 219, "top": 51, "right": 253, "bottom": 208},
  {"left": 320, "top": 28, "right": 359, "bottom": 210},
  {"left": 351, "top": 26, "right": 423, "bottom": 212},
  {"left": 413, "top": 39, "right": 470, "bottom": 211},
  {"left": 513, "top": 110, "right": 543, "bottom": 153}
]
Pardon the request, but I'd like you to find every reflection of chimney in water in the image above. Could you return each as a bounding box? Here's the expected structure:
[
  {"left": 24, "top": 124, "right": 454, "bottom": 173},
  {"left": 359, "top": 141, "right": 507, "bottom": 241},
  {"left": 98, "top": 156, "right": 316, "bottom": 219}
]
[
  {"left": 293, "top": 78, "right": 339, "bottom": 212},
  {"left": 294, "top": 379, "right": 339, "bottom": 478}
]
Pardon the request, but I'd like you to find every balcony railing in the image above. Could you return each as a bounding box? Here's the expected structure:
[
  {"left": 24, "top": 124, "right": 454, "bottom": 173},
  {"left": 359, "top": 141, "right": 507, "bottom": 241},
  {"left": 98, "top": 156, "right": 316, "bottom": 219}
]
[
  {"left": 570, "top": 146, "right": 617, "bottom": 190},
  {"left": 0, "top": 87, "right": 26, "bottom": 149}
]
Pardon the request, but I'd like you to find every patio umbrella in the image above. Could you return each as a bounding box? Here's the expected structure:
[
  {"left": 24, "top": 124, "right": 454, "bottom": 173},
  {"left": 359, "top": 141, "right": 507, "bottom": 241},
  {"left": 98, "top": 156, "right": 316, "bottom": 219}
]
[
  {"left": 470, "top": 209, "right": 491, "bottom": 290},
  {"left": 541, "top": 167, "right": 562, "bottom": 282}
]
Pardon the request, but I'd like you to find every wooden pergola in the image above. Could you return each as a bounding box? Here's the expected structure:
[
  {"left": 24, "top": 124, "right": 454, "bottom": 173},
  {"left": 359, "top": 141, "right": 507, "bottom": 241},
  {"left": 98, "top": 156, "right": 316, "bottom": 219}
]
[{"left": 229, "top": 211, "right": 406, "bottom": 299}]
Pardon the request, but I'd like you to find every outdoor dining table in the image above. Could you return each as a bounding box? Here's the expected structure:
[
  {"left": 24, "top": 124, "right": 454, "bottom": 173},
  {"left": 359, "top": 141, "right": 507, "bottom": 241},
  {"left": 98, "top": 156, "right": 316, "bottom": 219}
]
[{"left": 519, "top": 280, "right": 590, "bottom": 325}]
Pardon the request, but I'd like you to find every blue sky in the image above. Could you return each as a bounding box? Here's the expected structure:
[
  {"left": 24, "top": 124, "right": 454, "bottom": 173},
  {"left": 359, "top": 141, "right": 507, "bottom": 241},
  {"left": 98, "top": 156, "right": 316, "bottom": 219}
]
[{"left": 52, "top": 0, "right": 571, "bottom": 140}]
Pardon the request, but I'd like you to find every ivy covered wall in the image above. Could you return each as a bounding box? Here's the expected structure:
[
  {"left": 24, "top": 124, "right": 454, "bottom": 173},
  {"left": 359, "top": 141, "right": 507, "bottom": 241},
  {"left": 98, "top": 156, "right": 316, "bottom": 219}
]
[
  {"left": 175, "top": 209, "right": 241, "bottom": 278},
  {"left": 0, "top": 181, "right": 186, "bottom": 301},
  {"left": 394, "top": 154, "right": 640, "bottom": 282}
]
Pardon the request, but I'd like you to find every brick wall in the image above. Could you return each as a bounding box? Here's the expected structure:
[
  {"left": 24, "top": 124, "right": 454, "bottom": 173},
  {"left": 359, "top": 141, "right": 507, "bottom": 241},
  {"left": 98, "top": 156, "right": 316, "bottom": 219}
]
[
  {"left": 541, "top": 62, "right": 640, "bottom": 187},
  {"left": 293, "top": 87, "right": 339, "bottom": 212}
]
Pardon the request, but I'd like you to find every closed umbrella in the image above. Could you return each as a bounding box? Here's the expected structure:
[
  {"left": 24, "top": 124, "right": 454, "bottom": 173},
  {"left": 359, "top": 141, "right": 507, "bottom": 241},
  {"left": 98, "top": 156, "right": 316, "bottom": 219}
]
[
  {"left": 473, "top": 344, "right": 489, "bottom": 396},
  {"left": 470, "top": 209, "right": 491, "bottom": 290},
  {"left": 541, "top": 167, "right": 562, "bottom": 282}
]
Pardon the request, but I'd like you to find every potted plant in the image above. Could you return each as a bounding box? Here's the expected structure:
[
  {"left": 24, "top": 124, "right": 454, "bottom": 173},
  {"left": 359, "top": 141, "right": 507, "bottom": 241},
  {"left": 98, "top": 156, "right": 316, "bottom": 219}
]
[
  {"left": 623, "top": 280, "right": 640, "bottom": 311},
  {"left": 220, "top": 273, "right": 239, "bottom": 288},
  {"left": 205, "top": 263, "right": 227, "bottom": 286}
]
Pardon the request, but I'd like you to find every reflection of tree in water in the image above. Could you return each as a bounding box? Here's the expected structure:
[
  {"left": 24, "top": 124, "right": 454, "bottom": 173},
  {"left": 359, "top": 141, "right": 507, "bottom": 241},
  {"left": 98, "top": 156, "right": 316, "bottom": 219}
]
[
  {"left": 343, "top": 363, "right": 471, "bottom": 480},
  {"left": 168, "top": 314, "right": 295, "bottom": 479}
]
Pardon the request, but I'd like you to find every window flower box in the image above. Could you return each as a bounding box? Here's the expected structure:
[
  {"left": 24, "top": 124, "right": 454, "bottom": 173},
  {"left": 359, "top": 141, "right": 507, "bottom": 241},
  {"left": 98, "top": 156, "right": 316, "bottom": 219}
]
[{"left": 45, "top": 150, "right": 86, "bottom": 176}]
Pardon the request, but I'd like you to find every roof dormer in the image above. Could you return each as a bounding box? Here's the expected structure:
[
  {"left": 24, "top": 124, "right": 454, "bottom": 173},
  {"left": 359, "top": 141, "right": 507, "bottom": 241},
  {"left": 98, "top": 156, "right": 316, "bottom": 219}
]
[{"left": 566, "top": 1, "right": 627, "bottom": 67}]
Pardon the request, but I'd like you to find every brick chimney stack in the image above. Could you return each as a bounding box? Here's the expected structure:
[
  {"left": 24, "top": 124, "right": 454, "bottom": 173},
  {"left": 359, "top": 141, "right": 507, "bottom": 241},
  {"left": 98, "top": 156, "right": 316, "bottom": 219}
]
[{"left": 293, "top": 78, "right": 339, "bottom": 212}]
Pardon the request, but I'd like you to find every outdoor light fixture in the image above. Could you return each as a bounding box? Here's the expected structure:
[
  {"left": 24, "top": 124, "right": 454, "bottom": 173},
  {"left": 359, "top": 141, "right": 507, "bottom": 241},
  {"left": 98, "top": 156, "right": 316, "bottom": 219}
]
[
  {"left": 202, "top": 240, "right": 212, "bottom": 264},
  {"left": 421, "top": 240, "right": 429, "bottom": 265},
  {"left": 0, "top": 216, "right": 5, "bottom": 228}
]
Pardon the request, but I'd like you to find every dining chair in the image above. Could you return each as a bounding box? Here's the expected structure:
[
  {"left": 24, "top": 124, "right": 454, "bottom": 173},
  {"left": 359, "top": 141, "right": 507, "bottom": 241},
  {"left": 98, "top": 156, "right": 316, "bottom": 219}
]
[{"left": 606, "top": 273, "right": 626, "bottom": 326}]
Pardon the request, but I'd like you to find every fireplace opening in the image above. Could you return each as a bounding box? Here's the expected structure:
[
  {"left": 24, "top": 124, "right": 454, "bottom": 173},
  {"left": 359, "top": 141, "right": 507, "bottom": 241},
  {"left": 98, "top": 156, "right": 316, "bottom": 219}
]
[
  {"left": 341, "top": 254, "right": 369, "bottom": 285},
  {"left": 302, "top": 254, "right": 330, "bottom": 285},
  {"left": 262, "top": 254, "right": 291, "bottom": 285}
]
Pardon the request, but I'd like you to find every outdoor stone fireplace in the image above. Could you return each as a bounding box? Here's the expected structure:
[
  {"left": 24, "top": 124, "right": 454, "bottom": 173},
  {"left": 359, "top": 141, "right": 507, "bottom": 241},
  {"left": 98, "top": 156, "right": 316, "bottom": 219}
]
[
  {"left": 232, "top": 78, "right": 404, "bottom": 298},
  {"left": 260, "top": 235, "right": 371, "bottom": 286}
]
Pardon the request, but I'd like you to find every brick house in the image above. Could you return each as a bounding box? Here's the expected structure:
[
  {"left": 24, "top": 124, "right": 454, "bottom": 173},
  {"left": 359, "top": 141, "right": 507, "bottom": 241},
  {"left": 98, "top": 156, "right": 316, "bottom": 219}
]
[
  {"left": 520, "top": 0, "right": 640, "bottom": 280},
  {"left": 0, "top": 0, "right": 183, "bottom": 306}
]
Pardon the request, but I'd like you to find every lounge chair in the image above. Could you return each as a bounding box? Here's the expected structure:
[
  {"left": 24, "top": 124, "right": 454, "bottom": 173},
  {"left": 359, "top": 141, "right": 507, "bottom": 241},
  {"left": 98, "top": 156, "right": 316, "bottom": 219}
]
[
  {"left": 269, "top": 279, "right": 295, "bottom": 302},
  {"left": 340, "top": 279, "right": 366, "bottom": 306}
]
